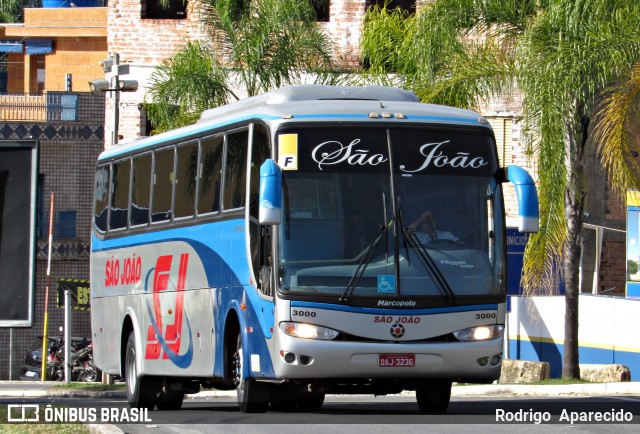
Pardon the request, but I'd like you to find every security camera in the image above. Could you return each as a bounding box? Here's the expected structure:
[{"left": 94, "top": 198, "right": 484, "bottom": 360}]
[
  {"left": 88, "top": 79, "right": 110, "bottom": 94},
  {"left": 118, "top": 79, "right": 138, "bottom": 92},
  {"left": 99, "top": 57, "right": 113, "bottom": 73}
]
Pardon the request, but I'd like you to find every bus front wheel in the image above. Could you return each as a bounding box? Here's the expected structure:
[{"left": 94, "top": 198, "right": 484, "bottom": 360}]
[
  {"left": 125, "top": 332, "right": 160, "bottom": 410},
  {"left": 415, "top": 379, "right": 452, "bottom": 413},
  {"left": 232, "top": 333, "right": 269, "bottom": 413}
]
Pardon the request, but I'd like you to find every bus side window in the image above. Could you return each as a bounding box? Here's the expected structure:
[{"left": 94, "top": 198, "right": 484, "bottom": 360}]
[
  {"left": 152, "top": 148, "right": 175, "bottom": 222},
  {"left": 94, "top": 165, "right": 110, "bottom": 232},
  {"left": 175, "top": 141, "right": 198, "bottom": 219},
  {"left": 198, "top": 135, "right": 223, "bottom": 215},
  {"left": 131, "top": 154, "right": 152, "bottom": 226},
  {"left": 223, "top": 130, "right": 248, "bottom": 210},
  {"left": 110, "top": 159, "right": 131, "bottom": 230}
]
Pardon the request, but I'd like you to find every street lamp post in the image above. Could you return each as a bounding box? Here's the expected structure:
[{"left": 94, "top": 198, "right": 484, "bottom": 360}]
[{"left": 89, "top": 53, "right": 138, "bottom": 146}]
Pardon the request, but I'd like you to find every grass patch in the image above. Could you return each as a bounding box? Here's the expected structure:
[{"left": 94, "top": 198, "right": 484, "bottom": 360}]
[
  {"left": 0, "top": 406, "right": 89, "bottom": 434},
  {"left": 51, "top": 383, "right": 125, "bottom": 392},
  {"left": 528, "top": 378, "right": 592, "bottom": 385},
  {"left": 455, "top": 378, "right": 593, "bottom": 386}
]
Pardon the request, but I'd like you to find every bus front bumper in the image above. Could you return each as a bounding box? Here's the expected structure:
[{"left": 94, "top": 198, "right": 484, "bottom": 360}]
[{"left": 270, "top": 335, "right": 503, "bottom": 382}]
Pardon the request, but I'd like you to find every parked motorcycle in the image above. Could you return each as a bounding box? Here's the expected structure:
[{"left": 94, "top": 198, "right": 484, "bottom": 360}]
[{"left": 46, "top": 332, "right": 100, "bottom": 382}]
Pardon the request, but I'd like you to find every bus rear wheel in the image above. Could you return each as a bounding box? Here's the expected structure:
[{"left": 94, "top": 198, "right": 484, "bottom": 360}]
[
  {"left": 233, "top": 333, "right": 269, "bottom": 413},
  {"left": 415, "top": 379, "right": 452, "bottom": 413},
  {"left": 125, "top": 331, "right": 160, "bottom": 410}
]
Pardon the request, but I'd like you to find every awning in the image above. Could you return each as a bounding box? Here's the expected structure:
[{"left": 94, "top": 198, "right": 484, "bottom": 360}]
[
  {"left": 0, "top": 40, "right": 23, "bottom": 54},
  {"left": 25, "top": 40, "right": 53, "bottom": 55}
]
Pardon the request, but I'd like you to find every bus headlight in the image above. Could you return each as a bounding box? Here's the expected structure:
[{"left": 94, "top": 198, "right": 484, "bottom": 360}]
[
  {"left": 279, "top": 322, "right": 339, "bottom": 340},
  {"left": 453, "top": 325, "right": 504, "bottom": 341}
]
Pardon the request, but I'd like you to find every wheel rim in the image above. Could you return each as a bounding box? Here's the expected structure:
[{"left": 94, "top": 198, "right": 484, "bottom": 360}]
[
  {"left": 232, "top": 347, "right": 242, "bottom": 388},
  {"left": 126, "top": 346, "right": 137, "bottom": 395},
  {"left": 84, "top": 363, "right": 97, "bottom": 382}
]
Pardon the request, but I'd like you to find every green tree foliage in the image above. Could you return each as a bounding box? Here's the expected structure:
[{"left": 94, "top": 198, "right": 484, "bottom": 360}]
[
  {"left": 0, "top": 0, "right": 32, "bottom": 23},
  {"left": 628, "top": 259, "right": 638, "bottom": 278},
  {"left": 146, "top": 0, "right": 335, "bottom": 132},
  {"left": 361, "top": 0, "right": 640, "bottom": 378}
]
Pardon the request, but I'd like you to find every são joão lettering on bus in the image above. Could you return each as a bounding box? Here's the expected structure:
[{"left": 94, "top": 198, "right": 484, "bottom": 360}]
[
  {"left": 310, "top": 139, "right": 488, "bottom": 172},
  {"left": 104, "top": 253, "right": 142, "bottom": 287}
]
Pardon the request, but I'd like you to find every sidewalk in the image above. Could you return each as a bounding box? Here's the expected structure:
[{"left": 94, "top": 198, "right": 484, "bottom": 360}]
[{"left": 2, "top": 380, "right": 640, "bottom": 399}]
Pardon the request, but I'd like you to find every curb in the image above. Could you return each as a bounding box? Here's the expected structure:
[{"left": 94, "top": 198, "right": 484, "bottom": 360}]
[
  {"left": 4, "top": 382, "right": 640, "bottom": 434},
  {"left": 3, "top": 382, "right": 640, "bottom": 399}
]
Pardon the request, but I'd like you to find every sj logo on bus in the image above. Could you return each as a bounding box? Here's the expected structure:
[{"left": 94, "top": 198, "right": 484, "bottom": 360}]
[{"left": 144, "top": 254, "right": 193, "bottom": 368}]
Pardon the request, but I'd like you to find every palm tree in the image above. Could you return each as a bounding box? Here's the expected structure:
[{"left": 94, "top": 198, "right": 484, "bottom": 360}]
[
  {"left": 592, "top": 62, "right": 640, "bottom": 201},
  {"left": 0, "top": 0, "right": 32, "bottom": 23},
  {"left": 361, "top": 0, "right": 640, "bottom": 378},
  {"left": 146, "top": 0, "right": 335, "bottom": 132}
]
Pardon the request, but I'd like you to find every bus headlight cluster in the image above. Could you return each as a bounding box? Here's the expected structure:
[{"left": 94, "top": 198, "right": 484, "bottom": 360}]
[
  {"left": 453, "top": 325, "right": 504, "bottom": 342},
  {"left": 279, "top": 322, "right": 339, "bottom": 340}
]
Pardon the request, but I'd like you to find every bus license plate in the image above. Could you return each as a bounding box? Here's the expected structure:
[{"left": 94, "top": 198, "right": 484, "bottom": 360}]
[{"left": 378, "top": 354, "right": 415, "bottom": 367}]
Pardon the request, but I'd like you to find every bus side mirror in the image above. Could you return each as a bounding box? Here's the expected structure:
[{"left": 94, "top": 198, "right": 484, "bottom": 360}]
[
  {"left": 506, "top": 165, "right": 539, "bottom": 233},
  {"left": 259, "top": 159, "right": 282, "bottom": 225}
]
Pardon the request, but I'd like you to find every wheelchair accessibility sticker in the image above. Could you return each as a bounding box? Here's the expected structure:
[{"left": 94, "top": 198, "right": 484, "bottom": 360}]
[{"left": 377, "top": 275, "right": 396, "bottom": 294}]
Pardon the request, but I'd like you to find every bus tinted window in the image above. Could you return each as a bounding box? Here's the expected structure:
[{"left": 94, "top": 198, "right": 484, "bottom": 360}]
[
  {"left": 152, "top": 148, "right": 175, "bottom": 222},
  {"left": 131, "top": 154, "right": 152, "bottom": 226},
  {"left": 249, "top": 124, "right": 270, "bottom": 219},
  {"left": 94, "top": 166, "right": 109, "bottom": 232},
  {"left": 110, "top": 159, "right": 131, "bottom": 230},
  {"left": 198, "top": 135, "right": 223, "bottom": 215},
  {"left": 223, "top": 130, "right": 248, "bottom": 210},
  {"left": 175, "top": 141, "right": 198, "bottom": 218}
]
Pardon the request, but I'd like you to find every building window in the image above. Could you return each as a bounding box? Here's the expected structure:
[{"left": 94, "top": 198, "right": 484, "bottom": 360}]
[
  {"left": 311, "top": 0, "right": 330, "bottom": 22},
  {"left": 142, "top": 0, "right": 187, "bottom": 19},
  {"left": 56, "top": 211, "right": 77, "bottom": 239},
  {"left": 0, "top": 56, "right": 7, "bottom": 93},
  {"left": 368, "top": 0, "right": 416, "bottom": 13},
  {"left": 487, "top": 117, "right": 514, "bottom": 167}
]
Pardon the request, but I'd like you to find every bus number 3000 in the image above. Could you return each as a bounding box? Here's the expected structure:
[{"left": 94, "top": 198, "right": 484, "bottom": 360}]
[{"left": 292, "top": 310, "right": 317, "bottom": 318}]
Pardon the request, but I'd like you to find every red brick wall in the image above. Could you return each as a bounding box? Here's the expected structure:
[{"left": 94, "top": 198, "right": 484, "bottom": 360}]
[{"left": 108, "top": 0, "right": 209, "bottom": 65}]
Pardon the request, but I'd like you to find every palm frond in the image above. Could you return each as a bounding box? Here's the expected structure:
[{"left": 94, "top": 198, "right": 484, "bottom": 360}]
[{"left": 592, "top": 62, "right": 640, "bottom": 200}]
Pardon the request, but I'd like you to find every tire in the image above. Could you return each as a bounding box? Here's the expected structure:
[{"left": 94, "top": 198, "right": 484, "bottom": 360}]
[
  {"left": 80, "top": 360, "right": 99, "bottom": 382},
  {"left": 156, "top": 390, "right": 185, "bottom": 411},
  {"left": 125, "top": 331, "right": 160, "bottom": 410},
  {"left": 233, "top": 333, "right": 270, "bottom": 413},
  {"left": 415, "top": 380, "right": 452, "bottom": 413}
]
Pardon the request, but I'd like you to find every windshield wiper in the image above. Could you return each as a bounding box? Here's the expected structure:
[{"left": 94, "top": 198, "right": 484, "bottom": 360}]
[
  {"left": 339, "top": 224, "right": 387, "bottom": 303},
  {"left": 403, "top": 228, "right": 457, "bottom": 303}
]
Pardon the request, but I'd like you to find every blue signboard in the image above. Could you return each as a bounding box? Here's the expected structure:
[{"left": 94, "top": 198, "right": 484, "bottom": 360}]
[
  {"left": 506, "top": 227, "right": 529, "bottom": 296},
  {"left": 626, "top": 191, "right": 640, "bottom": 298}
]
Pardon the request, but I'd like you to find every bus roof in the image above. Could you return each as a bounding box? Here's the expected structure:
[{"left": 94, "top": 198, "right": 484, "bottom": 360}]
[{"left": 98, "top": 85, "right": 490, "bottom": 162}]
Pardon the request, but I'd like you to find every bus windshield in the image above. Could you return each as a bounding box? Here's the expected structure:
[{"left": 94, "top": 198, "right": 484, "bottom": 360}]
[{"left": 277, "top": 126, "right": 505, "bottom": 302}]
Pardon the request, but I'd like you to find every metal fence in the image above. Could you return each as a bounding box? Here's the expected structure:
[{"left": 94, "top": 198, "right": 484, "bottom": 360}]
[{"left": 0, "top": 92, "right": 79, "bottom": 122}]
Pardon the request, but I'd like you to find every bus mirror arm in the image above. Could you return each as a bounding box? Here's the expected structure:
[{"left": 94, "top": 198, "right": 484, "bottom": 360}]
[
  {"left": 259, "top": 159, "right": 283, "bottom": 225},
  {"left": 504, "top": 165, "right": 539, "bottom": 233}
]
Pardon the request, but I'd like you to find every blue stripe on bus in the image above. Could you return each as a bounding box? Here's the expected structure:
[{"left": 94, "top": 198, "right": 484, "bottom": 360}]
[
  {"left": 92, "top": 221, "right": 246, "bottom": 289},
  {"left": 290, "top": 301, "right": 499, "bottom": 315}
]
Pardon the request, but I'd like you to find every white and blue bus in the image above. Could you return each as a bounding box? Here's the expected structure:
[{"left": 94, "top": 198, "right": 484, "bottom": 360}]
[{"left": 91, "top": 85, "right": 538, "bottom": 413}]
